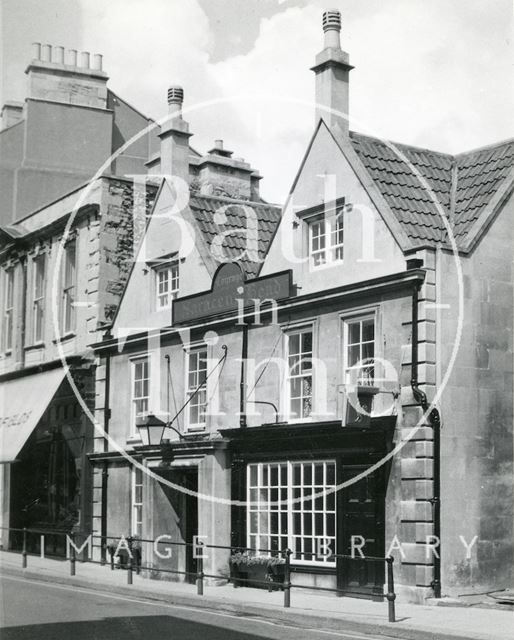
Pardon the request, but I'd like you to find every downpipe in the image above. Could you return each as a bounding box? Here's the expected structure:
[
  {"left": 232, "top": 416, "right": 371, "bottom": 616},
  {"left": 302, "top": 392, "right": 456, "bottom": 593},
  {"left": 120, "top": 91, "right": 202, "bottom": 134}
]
[
  {"left": 410, "top": 274, "right": 442, "bottom": 599},
  {"left": 100, "top": 332, "right": 112, "bottom": 564}
]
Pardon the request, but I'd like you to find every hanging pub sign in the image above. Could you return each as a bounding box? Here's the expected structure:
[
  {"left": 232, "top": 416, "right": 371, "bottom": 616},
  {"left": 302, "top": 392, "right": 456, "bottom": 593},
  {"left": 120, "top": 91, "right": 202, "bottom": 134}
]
[{"left": 172, "top": 262, "right": 293, "bottom": 325}]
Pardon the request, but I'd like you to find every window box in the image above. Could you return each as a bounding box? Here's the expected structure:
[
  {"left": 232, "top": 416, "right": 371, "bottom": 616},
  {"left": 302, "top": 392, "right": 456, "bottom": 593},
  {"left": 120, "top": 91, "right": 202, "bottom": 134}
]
[{"left": 230, "top": 552, "right": 285, "bottom": 590}]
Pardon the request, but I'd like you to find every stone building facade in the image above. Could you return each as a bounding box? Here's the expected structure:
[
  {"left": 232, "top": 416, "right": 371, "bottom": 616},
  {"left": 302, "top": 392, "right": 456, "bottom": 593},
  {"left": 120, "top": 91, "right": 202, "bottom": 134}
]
[
  {"left": 0, "top": 47, "right": 158, "bottom": 547},
  {"left": 90, "top": 10, "right": 513, "bottom": 604}
]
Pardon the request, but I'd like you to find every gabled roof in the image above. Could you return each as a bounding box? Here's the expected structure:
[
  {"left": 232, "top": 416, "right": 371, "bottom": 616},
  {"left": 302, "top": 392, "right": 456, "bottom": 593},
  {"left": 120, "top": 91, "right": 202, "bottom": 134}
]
[
  {"left": 348, "top": 131, "right": 514, "bottom": 250},
  {"left": 453, "top": 139, "right": 514, "bottom": 241},
  {"left": 188, "top": 193, "right": 282, "bottom": 278}
]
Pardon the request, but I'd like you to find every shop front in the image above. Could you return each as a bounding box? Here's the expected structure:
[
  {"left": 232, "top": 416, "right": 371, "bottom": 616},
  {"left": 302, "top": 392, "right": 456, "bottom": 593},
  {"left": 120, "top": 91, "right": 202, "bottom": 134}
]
[
  {"left": 0, "top": 365, "right": 93, "bottom": 553},
  {"left": 224, "top": 418, "right": 395, "bottom": 598}
]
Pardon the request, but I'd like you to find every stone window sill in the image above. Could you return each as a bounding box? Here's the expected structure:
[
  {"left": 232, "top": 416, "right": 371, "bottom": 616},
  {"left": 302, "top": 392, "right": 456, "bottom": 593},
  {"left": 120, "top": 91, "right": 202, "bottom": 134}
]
[
  {"left": 52, "top": 332, "right": 76, "bottom": 344},
  {"left": 24, "top": 342, "right": 45, "bottom": 352}
]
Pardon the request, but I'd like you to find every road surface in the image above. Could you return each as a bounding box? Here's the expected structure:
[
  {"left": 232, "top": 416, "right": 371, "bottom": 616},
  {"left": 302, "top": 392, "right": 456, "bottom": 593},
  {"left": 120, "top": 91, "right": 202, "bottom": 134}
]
[{"left": 0, "top": 572, "right": 398, "bottom": 640}]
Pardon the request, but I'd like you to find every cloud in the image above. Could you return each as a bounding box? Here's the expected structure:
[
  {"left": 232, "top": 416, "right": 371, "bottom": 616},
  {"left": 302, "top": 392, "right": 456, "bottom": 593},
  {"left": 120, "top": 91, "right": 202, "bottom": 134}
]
[{"left": 4, "top": 0, "right": 512, "bottom": 203}]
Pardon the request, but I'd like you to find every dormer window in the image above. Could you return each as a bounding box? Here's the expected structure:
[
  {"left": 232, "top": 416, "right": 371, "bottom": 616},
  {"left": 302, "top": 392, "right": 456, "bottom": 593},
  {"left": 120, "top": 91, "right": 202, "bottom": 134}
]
[{"left": 155, "top": 260, "right": 179, "bottom": 310}]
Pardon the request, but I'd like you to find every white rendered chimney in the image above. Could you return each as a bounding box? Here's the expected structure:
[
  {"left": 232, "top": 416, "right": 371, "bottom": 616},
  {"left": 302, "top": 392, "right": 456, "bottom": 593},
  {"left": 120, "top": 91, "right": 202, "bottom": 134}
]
[
  {"left": 311, "top": 9, "right": 353, "bottom": 134},
  {"left": 158, "top": 86, "right": 192, "bottom": 182}
]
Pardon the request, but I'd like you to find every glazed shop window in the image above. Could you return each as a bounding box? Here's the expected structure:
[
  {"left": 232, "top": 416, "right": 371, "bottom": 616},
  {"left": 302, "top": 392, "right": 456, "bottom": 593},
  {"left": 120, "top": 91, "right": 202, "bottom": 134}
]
[
  {"left": 308, "top": 210, "right": 344, "bottom": 268},
  {"left": 185, "top": 348, "right": 208, "bottom": 429},
  {"left": 247, "top": 461, "right": 336, "bottom": 565},
  {"left": 61, "top": 241, "right": 76, "bottom": 334},
  {"left": 33, "top": 255, "right": 46, "bottom": 343},
  {"left": 344, "top": 315, "right": 375, "bottom": 386},
  {"left": 132, "top": 357, "right": 150, "bottom": 431},
  {"left": 131, "top": 466, "right": 143, "bottom": 538},
  {"left": 286, "top": 327, "right": 313, "bottom": 420},
  {"left": 155, "top": 261, "right": 179, "bottom": 310},
  {"left": 2, "top": 268, "right": 14, "bottom": 352}
]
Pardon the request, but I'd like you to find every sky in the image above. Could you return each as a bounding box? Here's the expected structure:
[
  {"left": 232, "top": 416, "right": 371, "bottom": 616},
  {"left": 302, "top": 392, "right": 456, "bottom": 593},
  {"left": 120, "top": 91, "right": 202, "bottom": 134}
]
[{"left": 1, "top": 0, "right": 513, "bottom": 203}]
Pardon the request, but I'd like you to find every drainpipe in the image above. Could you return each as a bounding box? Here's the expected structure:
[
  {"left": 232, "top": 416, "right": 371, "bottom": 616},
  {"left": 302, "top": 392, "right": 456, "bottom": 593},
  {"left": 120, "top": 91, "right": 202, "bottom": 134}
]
[
  {"left": 20, "top": 257, "right": 27, "bottom": 368},
  {"left": 408, "top": 259, "right": 441, "bottom": 599},
  {"left": 100, "top": 332, "right": 112, "bottom": 563},
  {"left": 239, "top": 323, "right": 248, "bottom": 428}
]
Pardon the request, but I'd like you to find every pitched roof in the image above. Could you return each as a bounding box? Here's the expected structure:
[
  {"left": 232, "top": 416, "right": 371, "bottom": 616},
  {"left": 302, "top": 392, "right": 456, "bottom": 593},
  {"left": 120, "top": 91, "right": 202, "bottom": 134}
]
[
  {"left": 188, "top": 193, "right": 281, "bottom": 278},
  {"left": 349, "top": 131, "right": 514, "bottom": 249},
  {"left": 453, "top": 139, "right": 514, "bottom": 240}
]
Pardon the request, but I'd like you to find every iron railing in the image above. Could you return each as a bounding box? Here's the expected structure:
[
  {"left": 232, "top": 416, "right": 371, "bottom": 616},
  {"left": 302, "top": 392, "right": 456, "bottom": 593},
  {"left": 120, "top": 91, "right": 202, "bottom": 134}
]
[{"left": 0, "top": 526, "right": 396, "bottom": 622}]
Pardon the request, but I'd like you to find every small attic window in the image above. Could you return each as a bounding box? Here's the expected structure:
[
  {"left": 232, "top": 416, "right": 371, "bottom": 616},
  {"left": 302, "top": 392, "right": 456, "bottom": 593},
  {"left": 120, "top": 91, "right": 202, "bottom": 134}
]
[
  {"left": 154, "top": 260, "right": 179, "bottom": 310},
  {"left": 295, "top": 197, "right": 346, "bottom": 269}
]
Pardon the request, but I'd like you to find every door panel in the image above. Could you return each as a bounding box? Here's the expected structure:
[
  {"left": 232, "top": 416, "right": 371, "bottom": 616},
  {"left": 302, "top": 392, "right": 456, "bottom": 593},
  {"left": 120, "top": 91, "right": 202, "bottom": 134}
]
[{"left": 338, "top": 465, "right": 385, "bottom": 598}]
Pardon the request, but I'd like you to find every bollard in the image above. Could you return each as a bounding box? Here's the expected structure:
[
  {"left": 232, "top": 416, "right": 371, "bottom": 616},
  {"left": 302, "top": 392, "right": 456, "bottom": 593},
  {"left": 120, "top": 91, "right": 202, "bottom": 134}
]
[
  {"left": 127, "top": 536, "right": 134, "bottom": 584},
  {"left": 127, "top": 554, "right": 133, "bottom": 585},
  {"left": 283, "top": 549, "right": 292, "bottom": 608},
  {"left": 196, "top": 541, "right": 204, "bottom": 596},
  {"left": 386, "top": 556, "right": 396, "bottom": 623},
  {"left": 70, "top": 533, "right": 76, "bottom": 576},
  {"left": 22, "top": 528, "right": 27, "bottom": 568}
]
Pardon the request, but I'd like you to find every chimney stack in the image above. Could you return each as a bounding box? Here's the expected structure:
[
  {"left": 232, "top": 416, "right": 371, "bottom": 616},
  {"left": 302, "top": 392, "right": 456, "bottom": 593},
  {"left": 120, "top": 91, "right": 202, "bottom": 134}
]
[
  {"left": 311, "top": 9, "right": 353, "bottom": 134},
  {"left": 159, "top": 86, "right": 192, "bottom": 181},
  {"left": 25, "top": 42, "right": 108, "bottom": 109}
]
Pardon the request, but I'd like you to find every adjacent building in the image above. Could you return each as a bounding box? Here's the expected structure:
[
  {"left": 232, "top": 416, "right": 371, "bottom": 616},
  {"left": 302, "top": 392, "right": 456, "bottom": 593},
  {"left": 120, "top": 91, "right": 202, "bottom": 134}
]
[{"left": 0, "top": 46, "right": 159, "bottom": 547}]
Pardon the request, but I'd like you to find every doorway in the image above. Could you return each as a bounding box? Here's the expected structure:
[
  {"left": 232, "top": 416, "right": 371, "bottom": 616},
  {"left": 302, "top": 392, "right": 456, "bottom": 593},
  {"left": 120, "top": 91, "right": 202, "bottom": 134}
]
[{"left": 338, "top": 465, "right": 386, "bottom": 598}]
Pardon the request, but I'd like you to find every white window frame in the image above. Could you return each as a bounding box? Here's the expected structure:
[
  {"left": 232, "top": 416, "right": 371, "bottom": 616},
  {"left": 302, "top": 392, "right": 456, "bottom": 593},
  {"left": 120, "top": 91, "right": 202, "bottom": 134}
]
[
  {"left": 342, "top": 313, "right": 376, "bottom": 387},
  {"left": 2, "top": 268, "right": 14, "bottom": 353},
  {"left": 247, "top": 460, "right": 337, "bottom": 566},
  {"left": 32, "top": 255, "right": 45, "bottom": 344},
  {"left": 61, "top": 241, "right": 77, "bottom": 335},
  {"left": 155, "top": 260, "right": 179, "bottom": 310},
  {"left": 307, "top": 207, "right": 344, "bottom": 269},
  {"left": 184, "top": 345, "right": 208, "bottom": 431},
  {"left": 131, "top": 466, "right": 143, "bottom": 538},
  {"left": 131, "top": 355, "right": 150, "bottom": 435},
  {"left": 285, "top": 326, "right": 314, "bottom": 422}
]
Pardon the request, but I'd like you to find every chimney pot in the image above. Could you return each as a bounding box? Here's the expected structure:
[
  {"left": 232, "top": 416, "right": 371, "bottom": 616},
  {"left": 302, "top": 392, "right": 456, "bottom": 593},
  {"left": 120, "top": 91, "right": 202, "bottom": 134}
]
[
  {"left": 214, "top": 139, "right": 223, "bottom": 150},
  {"left": 167, "top": 86, "right": 184, "bottom": 105},
  {"left": 54, "top": 46, "right": 65, "bottom": 65},
  {"left": 80, "top": 51, "right": 90, "bottom": 68},
  {"left": 41, "top": 44, "right": 52, "bottom": 62},
  {"left": 68, "top": 49, "right": 78, "bottom": 66},
  {"left": 92, "top": 53, "right": 103, "bottom": 71},
  {"left": 31, "top": 42, "right": 41, "bottom": 60},
  {"left": 322, "top": 9, "right": 341, "bottom": 49},
  {"left": 322, "top": 9, "right": 341, "bottom": 32}
]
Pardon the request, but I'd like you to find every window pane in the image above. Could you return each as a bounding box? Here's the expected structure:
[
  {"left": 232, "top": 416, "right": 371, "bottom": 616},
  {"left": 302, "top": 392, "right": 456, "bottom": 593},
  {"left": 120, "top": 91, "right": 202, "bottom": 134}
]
[
  {"left": 348, "top": 322, "right": 361, "bottom": 345},
  {"left": 362, "top": 319, "right": 374, "bottom": 342}
]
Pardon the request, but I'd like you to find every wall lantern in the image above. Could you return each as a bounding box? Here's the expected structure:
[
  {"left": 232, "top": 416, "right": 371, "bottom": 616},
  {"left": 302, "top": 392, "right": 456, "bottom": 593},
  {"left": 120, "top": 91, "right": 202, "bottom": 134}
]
[
  {"left": 135, "top": 413, "right": 168, "bottom": 447},
  {"left": 135, "top": 413, "right": 184, "bottom": 448}
]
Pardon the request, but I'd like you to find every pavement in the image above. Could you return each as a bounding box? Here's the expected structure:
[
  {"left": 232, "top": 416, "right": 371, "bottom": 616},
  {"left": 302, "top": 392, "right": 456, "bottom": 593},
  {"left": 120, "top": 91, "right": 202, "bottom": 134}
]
[{"left": 0, "top": 550, "right": 512, "bottom": 640}]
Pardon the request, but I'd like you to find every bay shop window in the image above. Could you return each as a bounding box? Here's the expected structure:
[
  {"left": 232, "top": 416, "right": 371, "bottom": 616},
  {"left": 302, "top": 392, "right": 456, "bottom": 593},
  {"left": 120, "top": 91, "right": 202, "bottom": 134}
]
[{"left": 247, "top": 461, "right": 336, "bottom": 565}]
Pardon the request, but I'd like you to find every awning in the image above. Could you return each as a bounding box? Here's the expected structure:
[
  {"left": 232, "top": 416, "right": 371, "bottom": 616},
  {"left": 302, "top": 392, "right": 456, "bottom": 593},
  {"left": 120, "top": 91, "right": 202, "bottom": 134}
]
[{"left": 0, "top": 367, "right": 66, "bottom": 463}]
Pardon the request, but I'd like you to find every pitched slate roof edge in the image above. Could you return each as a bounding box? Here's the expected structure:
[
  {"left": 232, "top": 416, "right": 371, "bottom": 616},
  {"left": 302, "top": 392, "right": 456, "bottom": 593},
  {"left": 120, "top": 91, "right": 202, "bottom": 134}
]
[
  {"left": 453, "top": 136, "right": 514, "bottom": 158},
  {"left": 459, "top": 167, "right": 514, "bottom": 254},
  {"left": 330, "top": 122, "right": 415, "bottom": 253}
]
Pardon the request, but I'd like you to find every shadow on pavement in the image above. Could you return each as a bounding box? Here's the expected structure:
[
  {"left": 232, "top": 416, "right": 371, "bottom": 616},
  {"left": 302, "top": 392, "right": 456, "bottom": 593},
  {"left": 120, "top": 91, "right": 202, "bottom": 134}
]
[{"left": 1, "top": 614, "right": 273, "bottom": 640}]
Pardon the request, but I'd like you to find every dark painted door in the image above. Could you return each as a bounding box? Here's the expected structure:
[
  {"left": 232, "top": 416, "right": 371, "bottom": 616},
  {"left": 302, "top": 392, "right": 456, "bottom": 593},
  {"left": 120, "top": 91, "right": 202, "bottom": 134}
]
[{"left": 337, "top": 465, "right": 385, "bottom": 598}]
